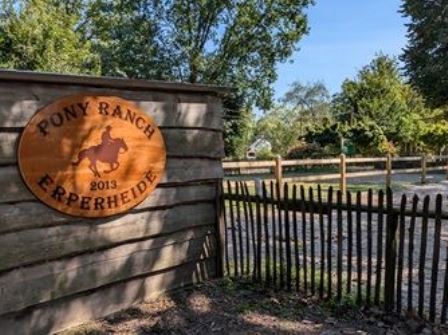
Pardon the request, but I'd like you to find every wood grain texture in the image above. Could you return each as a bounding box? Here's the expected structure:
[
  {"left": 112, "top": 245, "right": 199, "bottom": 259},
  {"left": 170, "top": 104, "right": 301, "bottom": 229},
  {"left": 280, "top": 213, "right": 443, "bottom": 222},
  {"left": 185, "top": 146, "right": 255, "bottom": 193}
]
[
  {"left": 0, "top": 82, "right": 222, "bottom": 129},
  {"left": 0, "top": 203, "right": 215, "bottom": 272},
  {"left": 0, "top": 128, "right": 223, "bottom": 164},
  {"left": 0, "top": 100, "right": 222, "bottom": 130},
  {"left": 0, "top": 69, "right": 229, "bottom": 94},
  {"left": 0, "top": 258, "right": 216, "bottom": 335},
  {"left": 0, "top": 75, "right": 224, "bottom": 331},
  {"left": 0, "top": 159, "right": 222, "bottom": 203},
  {"left": 0, "top": 226, "right": 215, "bottom": 315},
  {"left": 17, "top": 95, "right": 167, "bottom": 218},
  {"left": 0, "top": 183, "right": 216, "bottom": 234}
]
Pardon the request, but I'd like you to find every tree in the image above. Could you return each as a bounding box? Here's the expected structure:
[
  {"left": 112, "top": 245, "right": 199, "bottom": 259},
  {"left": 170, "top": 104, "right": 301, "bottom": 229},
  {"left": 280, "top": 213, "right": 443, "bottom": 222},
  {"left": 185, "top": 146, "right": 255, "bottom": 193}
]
[
  {"left": 346, "top": 121, "right": 391, "bottom": 156},
  {"left": 281, "top": 80, "right": 331, "bottom": 120},
  {"left": 87, "top": 0, "right": 313, "bottom": 109},
  {"left": 85, "top": 0, "right": 313, "bottom": 158},
  {"left": 223, "top": 95, "right": 255, "bottom": 159},
  {"left": 303, "top": 118, "right": 399, "bottom": 156},
  {"left": 0, "top": 0, "right": 314, "bottom": 158},
  {"left": 253, "top": 81, "right": 331, "bottom": 156},
  {"left": 303, "top": 121, "right": 340, "bottom": 148},
  {"left": 255, "top": 106, "right": 303, "bottom": 156},
  {"left": 85, "top": 0, "right": 170, "bottom": 79},
  {"left": 0, "top": 0, "right": 99, "bottom": 74},
  {"left": 332, "top": 55, "right": 428, "bottom": 151},
  {"left": 279, "top": 80, "right": 331, "bottom": 136},
  {"left": 401, "top": 0, "right": 448, "bottom": 108},
  {"left": 421, "top": 120, "right": 448, "bottom": 154}
]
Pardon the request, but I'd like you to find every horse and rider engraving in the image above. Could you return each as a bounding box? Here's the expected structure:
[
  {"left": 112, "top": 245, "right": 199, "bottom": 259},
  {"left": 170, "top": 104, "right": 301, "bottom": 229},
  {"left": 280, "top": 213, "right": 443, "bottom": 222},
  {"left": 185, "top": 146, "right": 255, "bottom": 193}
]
[{"left": 72, "top": 126, "right": 128, "bottom": 178}]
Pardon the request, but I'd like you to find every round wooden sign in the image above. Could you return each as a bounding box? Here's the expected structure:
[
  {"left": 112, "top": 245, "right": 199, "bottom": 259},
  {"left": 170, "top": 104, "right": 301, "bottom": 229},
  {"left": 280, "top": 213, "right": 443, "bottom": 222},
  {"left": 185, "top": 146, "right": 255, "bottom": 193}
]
[{"left": 18, "top": 95, "right": 166, "bottom": 218}]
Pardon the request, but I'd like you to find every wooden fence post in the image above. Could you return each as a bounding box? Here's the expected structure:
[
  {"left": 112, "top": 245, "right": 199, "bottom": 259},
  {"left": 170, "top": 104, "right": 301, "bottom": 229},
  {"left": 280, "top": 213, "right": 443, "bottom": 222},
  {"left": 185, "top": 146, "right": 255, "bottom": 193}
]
[
  {"left": 275, "top": 155, "right": 283, "bottom": 190},
  {"left": 445, "top": 157, "right": 448, "bottom": 180},
  {"left": 421, "top": 154, "right": 427, "bottom": 184},
  {"left": 384, "top": 211, "right": 399, "bottom": 312},
  {"left": 386, "top": 153, "right": 392, "bottom": 188},
  {"left": 215, "top": 181, "right": 225, "bottom": 277},
  {"left": 339, "top": 154, "right": 346, "bottom": 194}
]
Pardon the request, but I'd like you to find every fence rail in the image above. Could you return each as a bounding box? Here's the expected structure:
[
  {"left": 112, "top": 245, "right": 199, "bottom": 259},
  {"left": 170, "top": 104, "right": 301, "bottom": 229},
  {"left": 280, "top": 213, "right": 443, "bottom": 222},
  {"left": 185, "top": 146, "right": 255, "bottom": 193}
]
[
  {"left": 223, "top": 155, "right": 448, "bottom": 192},
  {"left": 222, "top": 181, "right": 448, "bottom": 323}
]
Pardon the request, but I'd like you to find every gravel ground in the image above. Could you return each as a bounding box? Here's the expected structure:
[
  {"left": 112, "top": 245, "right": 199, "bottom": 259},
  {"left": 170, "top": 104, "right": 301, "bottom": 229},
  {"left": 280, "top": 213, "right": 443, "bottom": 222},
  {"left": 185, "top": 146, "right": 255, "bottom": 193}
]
[
  {"left": 59, "top": 278, "right": 447, "bottom": 335},
  {"left": 350, "top": 172, "right": 448, "bottom": 202}
]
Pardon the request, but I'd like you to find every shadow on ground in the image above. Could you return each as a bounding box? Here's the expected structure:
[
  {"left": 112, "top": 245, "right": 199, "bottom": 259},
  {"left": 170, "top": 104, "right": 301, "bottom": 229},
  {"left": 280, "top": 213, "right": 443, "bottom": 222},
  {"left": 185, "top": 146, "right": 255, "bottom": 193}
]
[{"left": 58, "top": 278, "right": 446, "bottom": 335}]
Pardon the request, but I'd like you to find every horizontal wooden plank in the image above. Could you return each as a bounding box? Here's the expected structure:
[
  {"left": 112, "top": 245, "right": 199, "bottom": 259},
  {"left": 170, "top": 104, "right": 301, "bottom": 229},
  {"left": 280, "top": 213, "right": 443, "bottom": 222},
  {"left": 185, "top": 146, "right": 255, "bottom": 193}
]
[
  {"left": 0, "top": 226, "right": 215, "bottom": 315},
  {"left": 429, "top": 155, "right": 448, "bottom": 161},
  {"left": 0, "top": 83, "right": 223, "bottom": 129},
  {"left": 391, "top": 156, "right": 422, "bottom": 162},
  {"left": 223, "top": 156, "right": 448, "bottom": 169},
  {"left": 280, "top": 174, "right": 339, "bottom": 182},
  {"left": 0, "top": 128, "right": 224, "bottom": 164},
  {"left": 0, "top": 83, "right": 179, "bottom": 102},
  {"left": 162, "top": 128, "right": 223, "bottom": 158},
  {"left": 282, "top": 158, "right": 340, "bottom": 166},
  {"left": 0, "top": 183, "right": 216, "bottom": 234},
  {"left": 345, "top": 157, "right": 386, "bottom": 163},
  {"left": 222, "top": 160, "right": 275, "bottom": 169},
  {"left": 0, "top": 69, "right": 229, "bottom": 94},
  {"left": 0, "top": 203, "right": 215, "bottom": 272},
  {"left": 0, "top": 258, "right": 216, "bottom": 335},
  {"left": 236, "top": 166, "right": 446, "bottom": 184},
  {"left": 0, "top": 159, "right": 222, "bottom": 203},
  {"left": 345, "top": 166, "right": 444, "bottom": 178}
]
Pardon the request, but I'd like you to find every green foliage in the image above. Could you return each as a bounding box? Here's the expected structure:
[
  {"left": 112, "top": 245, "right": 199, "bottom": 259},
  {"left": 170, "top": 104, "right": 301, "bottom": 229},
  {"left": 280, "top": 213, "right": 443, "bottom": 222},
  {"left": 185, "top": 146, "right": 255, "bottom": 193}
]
[
  {"left": 255, "top": 146, "right": 275, "bottom": 160},
  {"left": 242, "top": 53, "right": 444, "bottom": 158},
  {"left": 346, "top": 121, "right": 391, "bottom": 155},
  {"left": 0, "top": 0, "right": 99, "bottom": 74},
  {"left": 255, "top": 106, "right": 302, "bottom": 156},
  {"left": 223, "top": 97, "right": 256, "bottom": 159},
  {"left": 286, "top": 141, "right": 335, "bottom": 159},
  {"left": 421, "top": 120, "right": 448, "bottom": 153},
  {"left": 218, "top": 277, "right": 238, "bottom": 294},
  {"left": 303, "top": 120, "right": 392, "bottom": 156},
  {"left": 86, "top": 0, "right": 168, "bottom": 79},
  {"left": 0, "top": 1, "right": 314, "bottom": 158},
  {"left": 332, "top": 55, "right": 429, "bottom": 153},
  {"left": 280, "top": 80, "right": 331, "bottom": 122},
  {"left": 304, "top": 121, "right": 340, "bottom": 148},
  {"left": 87, "top": 0, "right": 313, "bottom": 109},
  {"left": 321, "top": 295, "right": 359, "bottom": 320},
  {"left": 255, "top": 81, "right": 331, "bottom": 156},
  {"left": 401, "top": 0, "right": 448, "bottom": 108},
  {"left": 88, "top": 0, "right": 314, "bottom": 157}
]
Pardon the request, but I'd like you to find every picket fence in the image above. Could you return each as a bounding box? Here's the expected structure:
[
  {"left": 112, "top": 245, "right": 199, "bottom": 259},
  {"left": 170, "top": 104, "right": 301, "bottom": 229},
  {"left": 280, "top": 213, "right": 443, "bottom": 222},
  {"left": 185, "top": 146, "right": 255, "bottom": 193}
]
[{"left": 222, "top": 181, "right": 448, "bottom": 324}]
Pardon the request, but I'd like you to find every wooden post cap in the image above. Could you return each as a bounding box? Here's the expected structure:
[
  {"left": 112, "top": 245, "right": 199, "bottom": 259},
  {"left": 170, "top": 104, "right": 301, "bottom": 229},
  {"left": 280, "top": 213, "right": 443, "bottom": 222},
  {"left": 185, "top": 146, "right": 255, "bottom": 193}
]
[{"left": 17, "top": 95, "right": 166, "bottom": 218}]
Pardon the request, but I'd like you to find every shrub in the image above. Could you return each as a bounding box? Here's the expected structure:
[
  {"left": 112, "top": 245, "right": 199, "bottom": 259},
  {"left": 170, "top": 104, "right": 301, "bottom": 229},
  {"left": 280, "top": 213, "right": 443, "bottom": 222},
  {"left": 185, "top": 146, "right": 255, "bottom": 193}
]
[
  {"left": 286, "top": 141, "right": 337, "bottom": 159},
  {"left": 256, "top": 147, "right": 276, "bottom": 160}
]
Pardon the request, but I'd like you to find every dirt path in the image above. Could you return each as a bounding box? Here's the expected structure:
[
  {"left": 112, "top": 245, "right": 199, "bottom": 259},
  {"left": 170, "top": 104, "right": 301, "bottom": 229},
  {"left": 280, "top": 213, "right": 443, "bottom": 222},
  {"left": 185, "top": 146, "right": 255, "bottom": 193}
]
[
  {"left": 59, "top": 278, "right": 445, "bottom": 335},
  {"left": 352, "top": 172, "right": 448, "bottom": 199}
]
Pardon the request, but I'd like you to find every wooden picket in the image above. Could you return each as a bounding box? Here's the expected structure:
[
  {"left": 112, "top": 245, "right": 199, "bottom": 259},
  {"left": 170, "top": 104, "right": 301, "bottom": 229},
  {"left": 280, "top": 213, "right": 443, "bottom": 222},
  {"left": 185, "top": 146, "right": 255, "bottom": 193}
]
[
  {"left": 223, "top": 181, "right": 448, "bottom": 324},
  {"left": 355, "top": 191, "right": 362, "bottom": 305}
]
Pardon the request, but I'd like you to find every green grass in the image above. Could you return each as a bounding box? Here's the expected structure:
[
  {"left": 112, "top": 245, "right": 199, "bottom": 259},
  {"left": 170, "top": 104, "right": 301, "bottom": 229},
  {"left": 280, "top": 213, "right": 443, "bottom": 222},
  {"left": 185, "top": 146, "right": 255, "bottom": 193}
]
[
  {"left": 320, "top": 295, "right": 360, "bottom": 319},
  {"left": 227, "top": 261, "right": 347, "bottom": 296},
  {"left": 225, "top": 260, "right": 386, "bottom": 312},
  {"left": 219, "top": 274, "right": 376, "bottom": 323}
]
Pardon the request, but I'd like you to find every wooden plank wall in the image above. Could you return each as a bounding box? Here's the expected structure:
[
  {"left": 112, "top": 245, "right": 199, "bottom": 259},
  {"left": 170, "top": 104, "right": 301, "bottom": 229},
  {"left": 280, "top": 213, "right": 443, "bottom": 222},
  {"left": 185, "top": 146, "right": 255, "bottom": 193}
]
[{"left": 0, "top": 72, "right": 224, "bottom": 335}]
